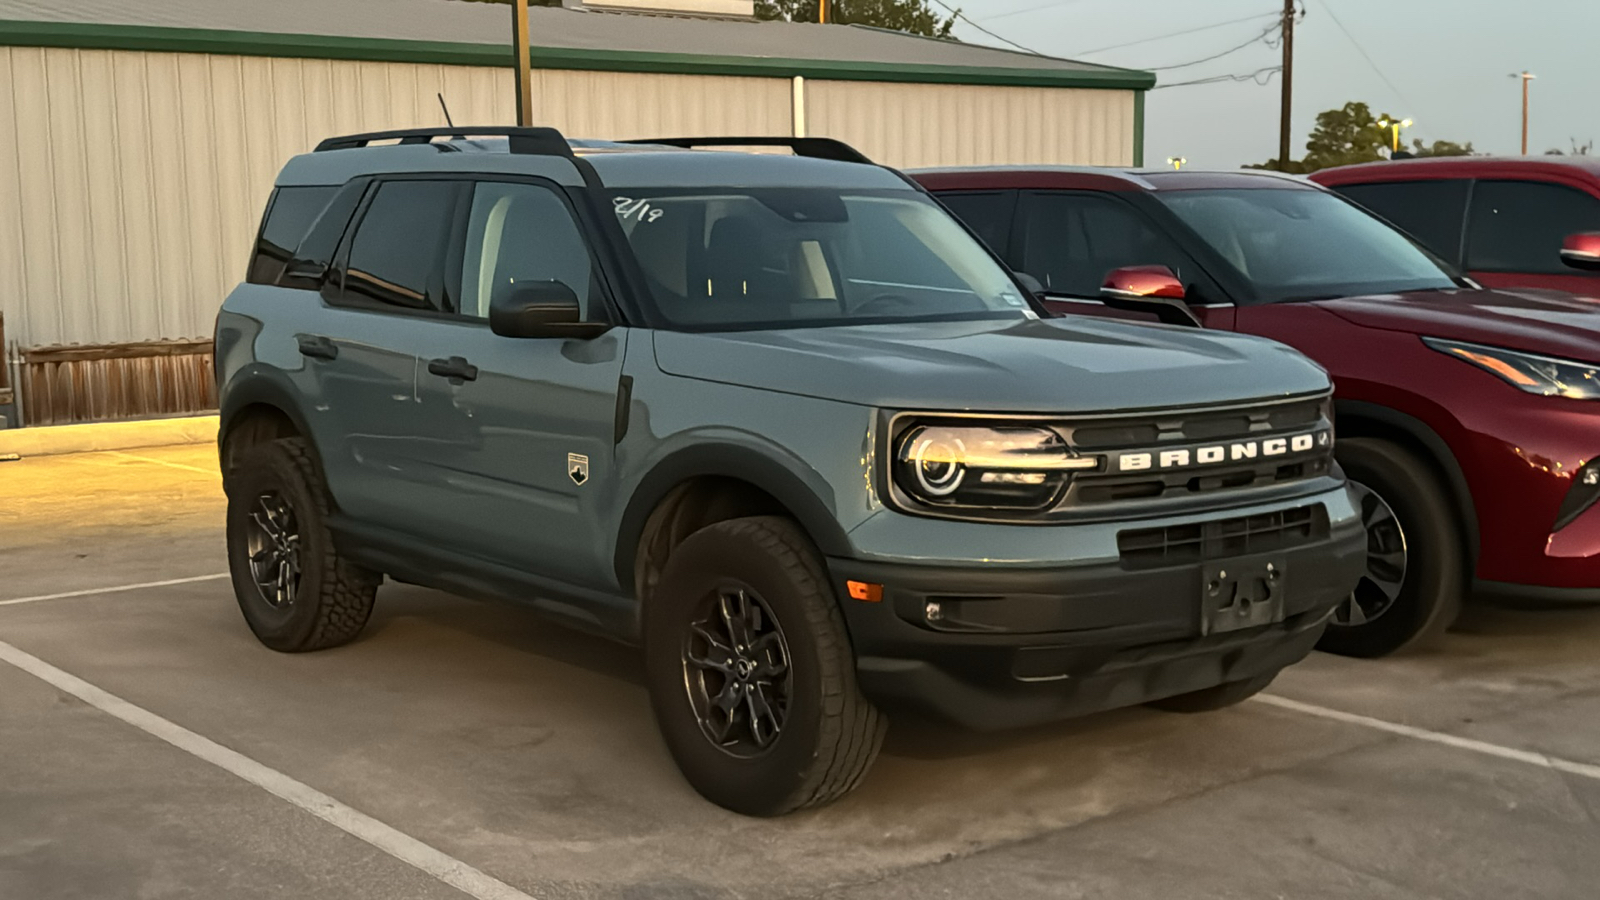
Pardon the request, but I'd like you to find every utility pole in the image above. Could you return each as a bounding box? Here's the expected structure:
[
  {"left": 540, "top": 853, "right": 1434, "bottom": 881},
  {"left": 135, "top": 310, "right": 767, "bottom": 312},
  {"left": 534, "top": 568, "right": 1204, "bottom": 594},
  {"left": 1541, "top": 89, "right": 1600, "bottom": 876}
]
[
  {"left": 1511, "top": 71, "right": 1535, "bottom": 155},
  {"left": 1278, "top": 0, "right": 1295, "bottom": 169},
  {"left": 512, "top": 0, "right": 533, "bottom": 127}
]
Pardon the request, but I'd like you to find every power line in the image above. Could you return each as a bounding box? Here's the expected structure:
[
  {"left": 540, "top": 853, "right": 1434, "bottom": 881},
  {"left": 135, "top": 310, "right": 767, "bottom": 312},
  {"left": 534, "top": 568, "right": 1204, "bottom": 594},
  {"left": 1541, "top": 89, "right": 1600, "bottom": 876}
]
[
  {"left": 1155, "top": 65, "right": 1284, "bottom": 90},
  {"left": 981, "top": 0, "right": 1085, "bottom": 23},
  {"left": 1318, "top": 0, "right": 1417, "bottom": 111},
  {"left": 1148, "top": 22, "right": 1281, "bottom": 71},
  {"left": 1072, "top": 11, "right": 1281, "bottom": 57},
  {"left": 926, "top": 0, "right": 1047, "bottom": 57}
]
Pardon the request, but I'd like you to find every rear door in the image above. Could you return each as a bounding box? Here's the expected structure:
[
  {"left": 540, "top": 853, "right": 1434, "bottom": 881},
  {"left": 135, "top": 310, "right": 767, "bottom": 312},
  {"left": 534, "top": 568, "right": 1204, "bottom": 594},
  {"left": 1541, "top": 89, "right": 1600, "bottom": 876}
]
[
  {"left": 1013, "top": 190, "right": 1235, "bottom": 328},
  {"left": 409, "top": 178, "right": 628, "bottom": 590},
  {"left": 300, "top": 178, "right": 468, "bottom": 531},
  {"left": 1464, "top": 179, "right": 1600, "bottom": 294}
]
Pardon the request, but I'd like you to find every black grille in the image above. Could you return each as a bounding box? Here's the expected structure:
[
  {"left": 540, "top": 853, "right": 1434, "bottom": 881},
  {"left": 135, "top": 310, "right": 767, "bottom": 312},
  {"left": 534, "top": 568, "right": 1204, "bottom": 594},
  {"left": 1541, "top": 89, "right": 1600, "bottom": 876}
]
[{"left": 1118, "top": 505, "right": 1328, "bottom": 569}]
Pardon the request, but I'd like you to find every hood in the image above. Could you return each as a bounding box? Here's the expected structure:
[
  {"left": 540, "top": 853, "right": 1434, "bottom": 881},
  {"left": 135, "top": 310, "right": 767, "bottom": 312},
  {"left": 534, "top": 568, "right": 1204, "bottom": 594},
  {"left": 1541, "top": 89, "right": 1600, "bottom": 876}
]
[
  {"left": 1316, "top": 288, "right": 1600, "bottom": 362},
  {"left": 651, "top": 317, "right": 1329, "bottom": 413}
]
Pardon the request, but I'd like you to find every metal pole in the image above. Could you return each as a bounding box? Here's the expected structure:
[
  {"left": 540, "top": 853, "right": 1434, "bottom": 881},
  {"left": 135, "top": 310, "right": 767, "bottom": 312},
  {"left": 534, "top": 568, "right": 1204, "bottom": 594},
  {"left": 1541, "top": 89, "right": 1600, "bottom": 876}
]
[
  {"left": 513, "top": 0, "right": 534, "bottom": 127},
  {"left": 1278, "top": 0, "right": 1295, "bottom": 169},
  {"left": 1521, "top": 74, "right": 1530, "bottom": 155},
  {"left": 819, "top": 0, "right": 828, "bottom": 23}
]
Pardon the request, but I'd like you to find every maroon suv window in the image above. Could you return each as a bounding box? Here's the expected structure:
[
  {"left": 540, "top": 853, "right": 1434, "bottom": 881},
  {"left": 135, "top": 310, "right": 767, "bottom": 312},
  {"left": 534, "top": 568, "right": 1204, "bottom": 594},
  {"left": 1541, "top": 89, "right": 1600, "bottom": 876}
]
[
  {"left": 1467, "top": 180, "right": 1600, "bottom": 275},
  {"left": 1334, "top": 180, "right": 1469, "bottom": 266}
]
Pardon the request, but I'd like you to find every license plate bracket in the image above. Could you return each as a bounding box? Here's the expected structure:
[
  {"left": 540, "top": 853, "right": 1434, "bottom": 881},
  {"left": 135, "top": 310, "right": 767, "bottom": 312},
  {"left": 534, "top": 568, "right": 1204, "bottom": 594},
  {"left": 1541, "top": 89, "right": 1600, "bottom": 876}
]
[{"left": 1201, "top": 557, "right": 1288, "bottom": 635}]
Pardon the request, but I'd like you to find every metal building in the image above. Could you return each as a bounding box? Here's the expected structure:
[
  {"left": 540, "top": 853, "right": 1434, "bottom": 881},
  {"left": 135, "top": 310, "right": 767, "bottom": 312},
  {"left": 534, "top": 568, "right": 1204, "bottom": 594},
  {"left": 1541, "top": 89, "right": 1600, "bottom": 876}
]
[{"left": 0, "top": 0, "right": 1154, "bottom": 424}]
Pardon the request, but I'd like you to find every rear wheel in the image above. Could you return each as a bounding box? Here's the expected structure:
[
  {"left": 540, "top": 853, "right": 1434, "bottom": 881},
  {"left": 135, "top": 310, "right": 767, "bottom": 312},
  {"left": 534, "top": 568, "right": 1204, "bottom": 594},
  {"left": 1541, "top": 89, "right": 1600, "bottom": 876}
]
[
  {"left": 1317, "top": 437, "right": 1463, "bottom": 658},
  {"left": 225, "top": 438, "right": 380, "bottom": 652},
  {"left": 644, "top": 516, "right": 885, "bottom": 816}
]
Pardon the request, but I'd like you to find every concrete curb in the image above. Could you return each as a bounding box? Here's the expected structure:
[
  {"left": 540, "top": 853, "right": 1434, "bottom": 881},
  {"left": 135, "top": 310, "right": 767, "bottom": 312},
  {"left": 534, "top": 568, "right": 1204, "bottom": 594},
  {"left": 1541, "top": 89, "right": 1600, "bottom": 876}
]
[{"left": 0, "top": 415, "right": 218, "bottom": 458}]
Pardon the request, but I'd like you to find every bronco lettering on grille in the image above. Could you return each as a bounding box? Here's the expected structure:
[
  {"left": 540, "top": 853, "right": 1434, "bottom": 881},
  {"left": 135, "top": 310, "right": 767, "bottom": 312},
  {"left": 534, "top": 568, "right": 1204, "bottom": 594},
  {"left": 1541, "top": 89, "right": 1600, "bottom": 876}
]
[{"left": 1115, "top": 430, "right": 1329, "bottom": 474}]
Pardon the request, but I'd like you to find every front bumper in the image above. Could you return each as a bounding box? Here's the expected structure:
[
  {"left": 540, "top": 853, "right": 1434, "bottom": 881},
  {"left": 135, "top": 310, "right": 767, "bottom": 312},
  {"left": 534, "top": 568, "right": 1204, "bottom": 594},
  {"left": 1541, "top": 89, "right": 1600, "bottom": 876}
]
[{"left": 828, "top": 514, "right": 1366, "bottom": 730}]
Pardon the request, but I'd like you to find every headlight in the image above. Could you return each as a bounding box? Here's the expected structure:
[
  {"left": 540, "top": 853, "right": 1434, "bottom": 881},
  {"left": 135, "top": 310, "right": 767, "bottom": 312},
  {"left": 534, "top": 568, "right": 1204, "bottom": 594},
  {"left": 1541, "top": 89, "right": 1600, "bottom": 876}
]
[
  {"left": 1424, "top": 338, "right": 1600, "bottom": 399},
  {"left": 893, "top": 424, "right": 1098, "bottom": 510}
]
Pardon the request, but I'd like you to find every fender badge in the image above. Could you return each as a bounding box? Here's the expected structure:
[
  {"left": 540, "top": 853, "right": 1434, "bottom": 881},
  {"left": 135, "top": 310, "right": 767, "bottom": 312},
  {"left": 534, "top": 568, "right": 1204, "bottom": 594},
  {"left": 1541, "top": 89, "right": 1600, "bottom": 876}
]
[{"left": 568, "top": 453, "right": 589, "bottom": 486}]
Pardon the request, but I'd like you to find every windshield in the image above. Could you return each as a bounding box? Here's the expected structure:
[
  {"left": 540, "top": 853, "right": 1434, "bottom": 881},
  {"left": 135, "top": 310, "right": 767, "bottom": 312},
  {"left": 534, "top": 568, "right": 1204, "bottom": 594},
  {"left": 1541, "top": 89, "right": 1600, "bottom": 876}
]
[
  {"left": 1156, "top": 188, "right": 1459, "bottom": 303},
  {"left": 611, "top": 188, "right": 1034, "bottom": 330}
]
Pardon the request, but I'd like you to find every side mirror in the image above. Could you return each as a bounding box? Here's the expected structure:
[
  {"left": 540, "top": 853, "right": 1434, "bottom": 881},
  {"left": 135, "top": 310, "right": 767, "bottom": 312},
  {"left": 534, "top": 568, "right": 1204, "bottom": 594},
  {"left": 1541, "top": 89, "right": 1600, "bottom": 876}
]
[
  {"left": 489, "top": 281, "right": 609, "bottom": 339},
  {"left": 1014, "top": 272, "right": 1045, "bottom": 297},
  {"left": 1099, "top": 265, "right": 1201, "bottom": 327},
  {"left": 1560, "top": 233, "right": 1600, "bottom": 272}
]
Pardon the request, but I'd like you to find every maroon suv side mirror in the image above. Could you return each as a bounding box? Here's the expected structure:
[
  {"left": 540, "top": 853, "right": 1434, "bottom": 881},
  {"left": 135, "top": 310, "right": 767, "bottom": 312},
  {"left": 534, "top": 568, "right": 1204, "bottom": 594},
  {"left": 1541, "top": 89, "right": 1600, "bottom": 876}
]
[
  {"left": 1099, "top": 265, "right": 1201, "bottom": 327},
  {"left": 1560, "top": 233, "right": 1600, "bottom": 272}
]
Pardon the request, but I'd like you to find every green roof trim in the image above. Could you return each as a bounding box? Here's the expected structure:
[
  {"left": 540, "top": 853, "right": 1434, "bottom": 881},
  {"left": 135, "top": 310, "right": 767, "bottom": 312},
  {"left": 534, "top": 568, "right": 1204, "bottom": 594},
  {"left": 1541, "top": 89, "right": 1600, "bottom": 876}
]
[
  {"left": 1132, "top": 90, "right": 1146, "bottom": 167},
  {"left": 0, "top": 19, "right": 1157, "bottom": 90}
]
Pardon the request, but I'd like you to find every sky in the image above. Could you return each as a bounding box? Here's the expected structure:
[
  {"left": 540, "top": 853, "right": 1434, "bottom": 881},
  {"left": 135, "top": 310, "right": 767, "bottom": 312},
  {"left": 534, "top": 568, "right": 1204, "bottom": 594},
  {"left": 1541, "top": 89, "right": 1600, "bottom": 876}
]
[{"left": 942, "top": 0, "right": 1600, "bottom": 168}]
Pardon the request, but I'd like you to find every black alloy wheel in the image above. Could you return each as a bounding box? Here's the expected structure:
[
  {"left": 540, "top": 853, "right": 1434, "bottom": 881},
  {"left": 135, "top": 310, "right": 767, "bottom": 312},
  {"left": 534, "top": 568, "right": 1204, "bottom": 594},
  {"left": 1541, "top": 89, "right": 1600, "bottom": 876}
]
[
  {"left": 682, "top": 585, "right": 793, "bottom": 757},
  {"left": 245, "top": 490, "right": 303, "bottom": 610},
  {"left": 1334, "top": 481, "right": 1408, "bottom": 627}
]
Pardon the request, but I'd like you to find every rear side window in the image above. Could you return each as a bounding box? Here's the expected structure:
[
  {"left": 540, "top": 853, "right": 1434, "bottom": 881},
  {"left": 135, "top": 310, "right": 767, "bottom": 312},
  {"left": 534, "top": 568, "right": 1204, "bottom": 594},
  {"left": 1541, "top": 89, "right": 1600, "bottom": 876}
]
[
  {"left": 1335, "top": 180, "right": 1470, "bottom": 265},
  {"left": 1467, "top": 180, "right": 1600, "bottom": 274},
  {"left": 937, "top": 191, "right": 1016, "bottom": 259},
  {"left": 341, "top": 181, "right": 461, "bottom": 312},
  {"left": 248, "top": 186, "right": 337, "bottom": 285},
  {"left": 1018, "top": 192, "right": 1193, "bottom": 298}
]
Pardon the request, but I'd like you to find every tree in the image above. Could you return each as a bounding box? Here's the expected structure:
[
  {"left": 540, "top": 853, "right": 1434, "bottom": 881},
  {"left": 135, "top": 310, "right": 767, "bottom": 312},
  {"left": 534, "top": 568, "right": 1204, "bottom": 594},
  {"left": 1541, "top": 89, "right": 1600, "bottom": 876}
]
[
  {"left": 1251, "top": 101, "right": 1475, "bottom": 173},
  {"left": 1545, "top": 139, "right": 1594, "bottom": 156},
  {"left": 1414, "top": 137, "right": 1472, "bottom": 156},
  {"left": 755, "top": 0, "right": 955, "bottom": 37}
]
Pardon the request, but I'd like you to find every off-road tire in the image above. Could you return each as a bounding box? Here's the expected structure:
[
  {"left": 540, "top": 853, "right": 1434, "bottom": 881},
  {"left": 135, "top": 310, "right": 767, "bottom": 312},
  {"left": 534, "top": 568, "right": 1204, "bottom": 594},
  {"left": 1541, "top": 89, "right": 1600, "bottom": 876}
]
[
  {"left": 225, "top": 437, "right": 379, "bottom": 652},
  {"left": 644, "top": 516, "right": 886, "bottom": 816},
  {"left": 1147, "top": 671, "right": 1278, "bottom": 713},
  {"left": 1317, "top": 437, "right": 1464, "bottom": 658}
]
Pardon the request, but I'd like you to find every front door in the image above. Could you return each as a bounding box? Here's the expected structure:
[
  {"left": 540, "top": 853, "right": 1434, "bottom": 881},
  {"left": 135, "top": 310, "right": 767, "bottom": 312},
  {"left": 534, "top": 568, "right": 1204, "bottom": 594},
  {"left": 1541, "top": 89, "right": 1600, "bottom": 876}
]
[
  {"left": 411, "top": 179, "right": 628, "bottom": 591},
  {"left": 1464, "top": 180, "right": 1600, "bottom": 296}
]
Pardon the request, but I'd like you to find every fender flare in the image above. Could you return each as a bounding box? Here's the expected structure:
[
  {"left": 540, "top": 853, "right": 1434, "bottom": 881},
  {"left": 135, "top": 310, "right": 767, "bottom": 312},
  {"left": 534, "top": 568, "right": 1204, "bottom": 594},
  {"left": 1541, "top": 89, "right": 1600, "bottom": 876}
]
[
  {"left": 1335, "top": 399, "right": 1480, "bottom": 565},
  {"left": 218, "top": 369, "right": 321, "bottom": 459},
  {"left": 613, "top": 443, "right": 853, "bottom": 587}
]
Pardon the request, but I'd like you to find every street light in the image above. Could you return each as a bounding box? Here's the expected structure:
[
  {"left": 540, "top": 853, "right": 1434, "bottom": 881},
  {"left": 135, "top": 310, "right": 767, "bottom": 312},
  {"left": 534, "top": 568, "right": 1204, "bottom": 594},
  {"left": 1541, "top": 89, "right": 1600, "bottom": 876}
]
[
  {"left": 1377, "top": 118, "right": 1413, "bottom": 154},
  {"left": 1167, "top": 157, "right": 1186, "bottom": 170},
  {"left": 1510, "top": 71, "right": 1536, "bottom": 155}
]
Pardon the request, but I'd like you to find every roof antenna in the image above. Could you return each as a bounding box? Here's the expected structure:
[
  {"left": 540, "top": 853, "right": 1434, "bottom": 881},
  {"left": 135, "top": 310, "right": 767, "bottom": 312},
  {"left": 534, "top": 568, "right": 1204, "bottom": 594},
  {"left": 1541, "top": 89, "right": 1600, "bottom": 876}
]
[{"left": 437, "top": 93, "right": 456, "bottom": 129}]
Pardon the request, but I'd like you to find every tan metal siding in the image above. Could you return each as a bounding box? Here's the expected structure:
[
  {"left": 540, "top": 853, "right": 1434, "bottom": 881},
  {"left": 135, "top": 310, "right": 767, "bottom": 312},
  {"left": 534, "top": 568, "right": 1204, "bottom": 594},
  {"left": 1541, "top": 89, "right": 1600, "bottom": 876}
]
[
  {"left": 530, "top": 69, "right": 790, "bottom": 140},
  {"left": 805, "top": 80, "right": 1134, "bottom": 170},
  {"left": 0, "top": 46, "right": 515, "bottom": 349}
]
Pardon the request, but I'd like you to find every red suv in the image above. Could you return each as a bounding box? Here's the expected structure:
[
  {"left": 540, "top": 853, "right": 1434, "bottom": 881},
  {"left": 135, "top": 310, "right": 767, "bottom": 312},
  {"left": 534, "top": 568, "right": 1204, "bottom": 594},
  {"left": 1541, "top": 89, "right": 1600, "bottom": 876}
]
[
  {"left": 1311, "top": 157, "right": 1600, "bottom": 295},
  {"left": 914, "top": 166, "right": 1600, "bottom": 658}
]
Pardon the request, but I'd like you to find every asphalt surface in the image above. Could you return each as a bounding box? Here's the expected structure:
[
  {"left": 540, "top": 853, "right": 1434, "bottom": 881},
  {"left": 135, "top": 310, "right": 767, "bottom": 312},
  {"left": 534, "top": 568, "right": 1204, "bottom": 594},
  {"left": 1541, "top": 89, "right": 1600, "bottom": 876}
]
[{"left": 2, "top": 445, "right": 1597, "bottom": 899}]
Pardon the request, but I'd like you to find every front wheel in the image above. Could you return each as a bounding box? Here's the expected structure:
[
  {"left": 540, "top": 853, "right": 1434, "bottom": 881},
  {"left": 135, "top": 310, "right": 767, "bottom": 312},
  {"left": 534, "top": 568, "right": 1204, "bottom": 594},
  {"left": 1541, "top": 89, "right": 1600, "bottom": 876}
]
[
  {"left": 1316, "top": 437, "right": 1463, "bottom": 658},
  {"left": 643, "top": 516, "right": 886, "bottom": 816}
]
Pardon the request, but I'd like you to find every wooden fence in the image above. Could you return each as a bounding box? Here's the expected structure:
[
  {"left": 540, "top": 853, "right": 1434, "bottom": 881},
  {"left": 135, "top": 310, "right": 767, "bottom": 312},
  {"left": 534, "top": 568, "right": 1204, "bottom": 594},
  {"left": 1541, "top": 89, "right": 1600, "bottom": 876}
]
[{"left": 18, "top": 339, "right": 217, "bottom": 426}]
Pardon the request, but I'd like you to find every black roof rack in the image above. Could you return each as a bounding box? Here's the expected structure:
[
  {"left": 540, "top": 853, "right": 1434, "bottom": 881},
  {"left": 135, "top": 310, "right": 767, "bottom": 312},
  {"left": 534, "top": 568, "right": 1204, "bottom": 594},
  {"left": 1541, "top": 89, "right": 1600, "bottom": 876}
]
[
  {"left": 314, "top": 126, "right": 573, "bottom": 157},
  {"left": 621, "top": 136, "right": 873, "bottom": 165}
]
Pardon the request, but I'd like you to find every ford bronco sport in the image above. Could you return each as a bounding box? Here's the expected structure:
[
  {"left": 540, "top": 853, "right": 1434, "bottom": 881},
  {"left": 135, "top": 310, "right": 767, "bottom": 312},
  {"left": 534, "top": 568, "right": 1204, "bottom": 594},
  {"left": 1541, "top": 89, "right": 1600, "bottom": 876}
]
[{"left": 217, "top": 128, "right": 1366, "bottom": 816}]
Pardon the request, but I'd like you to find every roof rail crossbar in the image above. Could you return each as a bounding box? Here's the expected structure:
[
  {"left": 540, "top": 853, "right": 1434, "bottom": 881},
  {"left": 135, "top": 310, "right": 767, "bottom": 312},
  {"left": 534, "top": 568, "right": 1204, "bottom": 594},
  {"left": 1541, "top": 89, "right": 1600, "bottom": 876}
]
[
  {"left": 314, "top": 126, "right": 573, "bottom": 157},
  {"left": 622, "top": 136, "right": 873, "bottom": 165}
]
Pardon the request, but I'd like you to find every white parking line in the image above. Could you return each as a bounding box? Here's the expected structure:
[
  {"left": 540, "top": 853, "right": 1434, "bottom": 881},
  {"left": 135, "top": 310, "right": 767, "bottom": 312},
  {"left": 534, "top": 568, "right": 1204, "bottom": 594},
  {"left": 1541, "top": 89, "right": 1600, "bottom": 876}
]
[
  {"left": 0, "top": 639, "right": 540, "bottom": 900},
  {"left": 108, "top": 450, "right": 217, "bottom": 476},
  {"left": 0, "top": 574, "right": 231, "bottom": 607},
  {"left": 1254, "top": 693, "right": 1600, "bottom": 781}
]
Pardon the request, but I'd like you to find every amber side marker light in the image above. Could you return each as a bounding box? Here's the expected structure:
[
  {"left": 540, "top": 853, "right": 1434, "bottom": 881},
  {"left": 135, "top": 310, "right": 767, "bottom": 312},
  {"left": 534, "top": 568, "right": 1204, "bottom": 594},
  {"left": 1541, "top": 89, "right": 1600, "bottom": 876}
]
[{"left": 847, "top": 580, "right": 884, "bottom": 602}]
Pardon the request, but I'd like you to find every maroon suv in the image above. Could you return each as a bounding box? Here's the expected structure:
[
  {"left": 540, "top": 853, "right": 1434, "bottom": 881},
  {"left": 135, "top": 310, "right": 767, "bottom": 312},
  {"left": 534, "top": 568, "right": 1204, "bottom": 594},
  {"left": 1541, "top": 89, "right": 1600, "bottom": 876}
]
[
  {"left": 915, "top": 166, "right": 1600, "bottom": 658},
  {"left": 1311, "top": 157, "right": 1600, "bottom": 295}
]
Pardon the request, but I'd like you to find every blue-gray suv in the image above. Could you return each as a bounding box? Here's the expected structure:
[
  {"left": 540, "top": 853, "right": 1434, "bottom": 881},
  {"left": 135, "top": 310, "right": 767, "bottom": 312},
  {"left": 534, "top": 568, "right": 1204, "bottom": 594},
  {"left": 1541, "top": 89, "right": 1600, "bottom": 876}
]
[{"left": 216, "top": 128, "right": 1366, "bottom": 816}]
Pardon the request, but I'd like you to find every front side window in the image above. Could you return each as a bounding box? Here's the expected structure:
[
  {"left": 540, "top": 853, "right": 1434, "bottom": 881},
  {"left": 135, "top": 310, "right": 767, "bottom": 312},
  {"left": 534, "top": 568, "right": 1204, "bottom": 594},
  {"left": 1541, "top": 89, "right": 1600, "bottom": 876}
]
[
  {"left": 1335, "top": 179, "right": 1470, "bottom": 266},
  {"left": 1466, "top": 180, "right": 1600, "bottom": 275},
  {"left": 459, "top": 182, "right": 596, "bottom": 320},
  {"left": 1019, "top": 192, "right": 1194, "bottom": 298},
  {"left": 612, "top": 188, "right": 1033, "bottom": 330},
  {"left": 1157, "top": 188, "right": 1457, "bottom": 303},
  {"left": 342, "top": 181, "right": 459, "bottom": 311}
]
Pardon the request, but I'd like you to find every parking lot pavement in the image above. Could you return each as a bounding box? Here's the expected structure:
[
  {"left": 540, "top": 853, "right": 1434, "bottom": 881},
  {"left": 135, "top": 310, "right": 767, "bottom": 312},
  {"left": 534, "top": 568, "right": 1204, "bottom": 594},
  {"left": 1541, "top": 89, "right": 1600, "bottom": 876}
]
[{"left": 2, "top": 447, "right": 1598, "bottom": 899}]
